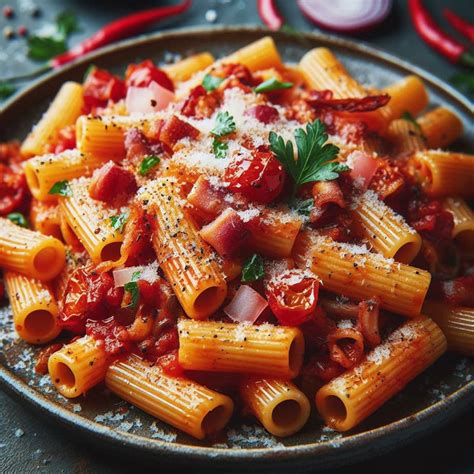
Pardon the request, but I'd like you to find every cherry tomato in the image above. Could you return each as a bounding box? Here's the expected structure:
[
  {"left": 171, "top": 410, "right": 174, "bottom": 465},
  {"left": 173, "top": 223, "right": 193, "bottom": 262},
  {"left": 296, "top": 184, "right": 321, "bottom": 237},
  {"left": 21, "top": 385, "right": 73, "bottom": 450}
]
[
  {"left": 265, "top": 270, "right": 319, "bottom": 326},
  {"left": 0, "top": 164, "right": 28, "bottom": 215},
  {"left": 225, "top": 150, "right": 285, "bottom": 204},
  {"left": 83, "top": 67, "right": 126, "bottom": 113},
  {"left": 60, "top": 267, "right": 123, "bottom": 333},
  {"left": 246, "top": 105, "right": 279, "bottom": 124},
  {"left": 125, "top": 60, "right": 174, "bottom": 92}
]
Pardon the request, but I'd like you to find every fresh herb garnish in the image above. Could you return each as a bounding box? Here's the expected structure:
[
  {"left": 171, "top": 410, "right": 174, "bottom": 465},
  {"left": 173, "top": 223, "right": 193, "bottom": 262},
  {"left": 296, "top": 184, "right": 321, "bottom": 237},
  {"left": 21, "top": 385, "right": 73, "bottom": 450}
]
[
  {"left": 7, "top": 212, "right": 28, "bottom": 228},
  {"left": 202, "top": 74, "right": 224, "bottom": 92},
  {"left": 48, "top": 180, "right": 72, "bottom": 197},
  {"left": 254, "top": 77, "right": 293, "bottom": 94},
  {"left": 289, "top": 198, "right": 313, "bottom": 217},
  {"left": 123, "top": 271, "right": 141, "bottom": 308},
  {"left": 83, "top": 64, "right": 95, "bottom": 81},
  {"left": 211, "top": 111, "right": 236, "bottom": 137},
  {"left": 401, "top": 111, "right": 422, "bottom": 132},
  {"left": 269, "top": 119, "right": 345, "bottom": 195},
  {"left": 241, "top": 254, "right": 265, "bottom": 283},
  {"left": 139, "top": 155, "right": 161, "bottom": 175},
  {"left": 28, "top": 11, "right": 80, "bottom": 61},
  {"left": 450, "top": 72, "right": 474, "bottom": 95},
  {"left": 0, "top": 82, "right": 16, "bottom": 100},
  {"left": 110, "top": 210, "right": 129, "bottom": 233},
  {"left": 212, "top": 139, "right": 228, "bottom": 159}
]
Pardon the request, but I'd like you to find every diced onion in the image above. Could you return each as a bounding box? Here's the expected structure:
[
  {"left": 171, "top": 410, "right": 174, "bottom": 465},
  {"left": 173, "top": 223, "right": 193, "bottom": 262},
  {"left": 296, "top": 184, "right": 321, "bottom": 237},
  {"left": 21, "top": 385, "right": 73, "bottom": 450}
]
[
  {"left": 348, "top": 151, "right": 380, "bottom": 189},
  {"left": 126, "top": 80, "right": 174, "bottom": 114},
  {"left": 224, "top": 285, "right": 268, "bottom": 324}
]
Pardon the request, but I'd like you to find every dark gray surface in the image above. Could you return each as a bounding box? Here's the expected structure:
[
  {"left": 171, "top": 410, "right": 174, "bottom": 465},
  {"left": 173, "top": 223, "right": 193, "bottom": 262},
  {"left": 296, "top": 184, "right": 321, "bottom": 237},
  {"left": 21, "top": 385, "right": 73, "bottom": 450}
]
[{"left": 0, "top": 0, "right": 473, "bottom": 473}]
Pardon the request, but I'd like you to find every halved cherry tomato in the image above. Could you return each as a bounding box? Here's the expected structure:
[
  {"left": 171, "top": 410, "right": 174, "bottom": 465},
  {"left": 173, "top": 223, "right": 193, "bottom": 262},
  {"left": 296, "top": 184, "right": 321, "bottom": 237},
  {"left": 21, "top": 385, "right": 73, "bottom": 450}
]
[
  {"left": 60, "top": 267, "right": 123, "bottom": 333},
  {"left": 224, "top": 150, "right": 285, "bottom": 204},
  {"left": 83, "top": 67, "right": 126, "bottom": 113},
  {"left": 0, "top": 164, "right": 28, "bottom": 215},
  {"left": 125, "top": 60, "right": 174, "bottom": 92},
  {"left": 265, "top": 270, "right": 320, "bottom": 326}
]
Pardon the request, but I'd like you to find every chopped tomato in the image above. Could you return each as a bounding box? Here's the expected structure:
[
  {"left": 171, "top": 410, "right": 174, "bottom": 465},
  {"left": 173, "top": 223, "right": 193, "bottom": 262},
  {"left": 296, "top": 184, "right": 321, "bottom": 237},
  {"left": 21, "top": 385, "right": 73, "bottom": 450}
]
[
  {"left": 369, "top": 159, "right": 405, "bottom": 200},
  {"left": 408, "top": 198, "right": 454, "bottom": 243},
  {"left": 159, "top": 115, "right": 200, "bottom": 149},
  {"left": 224, "top": 150, "right": 285, "bottom": 204},
  {"left": 265, "top": 270, "right": 319, "bottom": 326},
  {"left": 214, "top": 63, "right": 254, "bottom": 86},
  {"left": 60, "top": 267, "right": 123, "bottom": 333},
  {"left": 86, "top": 317, "right": 132, "bottom": 356},
  {"left": 0, "top": 164, "right": 28, "bottom": 215},
  {"left": 429, "top": 276, "right": 474, "bottom": 307},
  {"left": 83, "top": 67, "right": 126, "bottom": 113},
  {"left": 302, "top": 353, "right": 344, "bottom": 383},
  {"left": 125, "top": 60, "right": 174, "bottom": 92},
  {"left": 88, "top": 162, "right": 137, "bottom": 204},
  {"left": 137, "top": 279, "right": 162, "bottom": 308},
  {"left": 157, "top": 350, "right": 183, "bottom": 376},
  {"left": 181, "top": 85, "right": 220, "bottom": 118},
  {"left": 246, "top": 105, "right": 279, "bottom": 124},
  {"left": 44, "top": 124, "right": 76, "bottom": 154}
]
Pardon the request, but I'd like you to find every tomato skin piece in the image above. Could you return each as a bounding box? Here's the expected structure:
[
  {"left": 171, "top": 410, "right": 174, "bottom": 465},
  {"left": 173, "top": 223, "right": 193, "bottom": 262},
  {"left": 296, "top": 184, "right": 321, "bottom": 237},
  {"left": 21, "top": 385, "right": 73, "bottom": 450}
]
[
  {"left": 60, "top": 267, "right": 122, "bottom": 333},
  {"left": 265, "top": 272, "right": 320, "bottom": 326},
  {"left": 224, "top": 150, "right": 285, "bottom": 204},
  {"left": 0, "top": 164, "right": 28, "bottom": 215},
  {"left": 125, "top": 60, "right": 174, "bottom": 92},
  {"left": 83, "top": 68, "right": 126, "bottom": 113}
]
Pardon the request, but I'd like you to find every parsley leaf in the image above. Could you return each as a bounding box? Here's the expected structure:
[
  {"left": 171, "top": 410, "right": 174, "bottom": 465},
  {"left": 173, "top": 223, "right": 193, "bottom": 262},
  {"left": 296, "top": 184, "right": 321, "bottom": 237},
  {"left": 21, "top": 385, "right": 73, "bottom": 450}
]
[
  {"left": 28, "top": 36, "right": 67, "bottom": 61},
  {"left": 0, "top": 82, "right": 16, "bottom": 100},
  {"left": 7, "top": 212, "right": 28, "bottom": 228},
  {"left": 139, "top": 155, "right": 161, "bottom": 176},
  {"left": 123, "top": 271, "right": 141, "bottom": 308},
  {"left": 202, "top": 74, "right": 224, "bottom": 92},
  {"left": 83, "top": 64, "right": 95, "bottom": 81},
  {"left": 211, "top": 111, "right": 236, "bottom": 137},
  {"left": 28, "top": 10, "right": 79, "bottom": 61},
  {"left": 48, "top": 180, "right": 72, "bottom": 197},
  {"left": 289, "top": 198, "right": 313, "bottom": 217},
  {"left": 212, "top": 139, "right": 228, "bottom": 159},
  {"left": 241, "top": 254, "right": 265, "bottom": 283},
  {"left": 56, "top": 11, "right": 80, "bottom": 38},
  {"left": 401, "top": 111, "right": 422, "bottom": 132},
  {"left": 110, "top": 210, "right": 129, "bottom": 233},
  {"left": 254, "top": 78, "right": 293, "bottom": 94},
  {"left": 269, "top": 119, "right": 345, "bottom": 195}
]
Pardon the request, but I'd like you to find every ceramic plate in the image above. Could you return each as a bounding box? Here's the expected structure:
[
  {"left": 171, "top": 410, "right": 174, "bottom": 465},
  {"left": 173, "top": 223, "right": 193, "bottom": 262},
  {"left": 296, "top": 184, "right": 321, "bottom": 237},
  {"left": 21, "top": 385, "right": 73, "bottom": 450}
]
[{"left": 0, "top": 27, "right": 473, "bottom": 472}]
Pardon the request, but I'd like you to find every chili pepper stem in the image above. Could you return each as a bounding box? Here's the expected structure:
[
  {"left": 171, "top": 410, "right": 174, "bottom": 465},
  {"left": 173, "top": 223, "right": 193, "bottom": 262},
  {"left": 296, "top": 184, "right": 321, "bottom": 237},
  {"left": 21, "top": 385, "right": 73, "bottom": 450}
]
[{"left": 1, "top": 63, "right": 51, "bottom": 83}]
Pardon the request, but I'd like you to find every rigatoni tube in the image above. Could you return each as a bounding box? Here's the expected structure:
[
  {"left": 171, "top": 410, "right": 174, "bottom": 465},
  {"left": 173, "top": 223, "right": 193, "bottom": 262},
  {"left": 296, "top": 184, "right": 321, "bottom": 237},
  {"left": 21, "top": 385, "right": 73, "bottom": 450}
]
[
  {"left": 105, "top": 355, "right": 234, "bottom": 440},
  {"left": 316, "top": 317, "right": 447, "bottom": 431},
  {"left": 418, "top": 107, "right": 463, "bottom": 149},
  {"left": 0, "top": 218, "right": 65, "bottom": 281},
  {"left": 407, "top": 151, "right": 474, "bottom": 198},
  {"left": 4, "top": 271, "right": 60, "bottom": 344},
  {"left": 240, "top": 377, "right": 310, "bottom": 437},
  {"left": 143, "top": 177, "right": 227, "bottom": 320},
  {"left": 59, "top": 177, "right": 124, "bottom": 264},
  {"left": 350, "top": 190, "right": 421, "bottom": 264},
  {"left": 24, "top": 149, "right": 108, "bottom": 202},
  {"left": 48, "top": 335, "right": 108, "bottom": 398},
  {"left": 293, "top": 233, "right": 430, "bottom": 317},
  {"left": 423, "top": 301, "right": 474, "bottom": 357},
  {"left": 178, "top": 319, "right": 304, "bottom": 378},
  {"left": 21, "top": 82, "right": 84, "bottom": 157},
  {"left": 443, "top": 197, "right": 474, "bottom": 252}
]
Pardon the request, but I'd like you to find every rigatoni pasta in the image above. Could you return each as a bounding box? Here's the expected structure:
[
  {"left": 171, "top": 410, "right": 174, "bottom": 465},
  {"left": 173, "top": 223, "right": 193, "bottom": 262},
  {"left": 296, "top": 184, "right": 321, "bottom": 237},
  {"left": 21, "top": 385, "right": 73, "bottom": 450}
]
[{"left": 1, "top": 38, "right": 472, "bottom": 442}]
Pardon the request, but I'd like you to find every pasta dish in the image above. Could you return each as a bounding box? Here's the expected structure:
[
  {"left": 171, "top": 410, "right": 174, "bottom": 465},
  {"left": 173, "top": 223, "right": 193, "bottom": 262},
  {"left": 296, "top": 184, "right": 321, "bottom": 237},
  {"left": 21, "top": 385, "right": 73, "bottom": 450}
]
[{"left": 0, "top": 37, "right": 472, "bottom": 440}]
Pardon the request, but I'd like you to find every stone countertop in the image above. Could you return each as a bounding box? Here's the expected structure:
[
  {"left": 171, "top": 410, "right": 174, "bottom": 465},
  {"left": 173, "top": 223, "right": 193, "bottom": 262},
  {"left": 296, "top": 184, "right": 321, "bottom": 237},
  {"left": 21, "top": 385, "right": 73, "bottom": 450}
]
[{"left": 0, "top": 0, "right": 473, "bottom": 472}]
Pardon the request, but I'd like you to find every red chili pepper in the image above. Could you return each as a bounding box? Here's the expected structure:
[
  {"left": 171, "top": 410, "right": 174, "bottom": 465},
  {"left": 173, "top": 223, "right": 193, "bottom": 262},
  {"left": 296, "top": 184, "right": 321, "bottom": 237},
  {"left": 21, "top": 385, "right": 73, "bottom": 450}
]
[
  {"left": 408, "top": 0, "right": 474, "bottom": 67},
  {"left": 51, "top": 0, "right": 191, "bottom": 68},
  {"left": 257, "top": 0, "right": 284, "bottom": 31},
  {"left": 443, "top": 8, "right": 474, "bottom": 43}
]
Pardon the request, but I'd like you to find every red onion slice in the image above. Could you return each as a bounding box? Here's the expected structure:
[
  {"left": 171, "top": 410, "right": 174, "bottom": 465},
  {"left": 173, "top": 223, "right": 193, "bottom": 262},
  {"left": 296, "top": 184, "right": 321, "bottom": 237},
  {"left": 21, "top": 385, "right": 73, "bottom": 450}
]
[
  {"left": 297, "top": 0, "right": 392, "bottom": 34},
  {"left": 224, "top": 285, "right": 268, "bottom": 324}
]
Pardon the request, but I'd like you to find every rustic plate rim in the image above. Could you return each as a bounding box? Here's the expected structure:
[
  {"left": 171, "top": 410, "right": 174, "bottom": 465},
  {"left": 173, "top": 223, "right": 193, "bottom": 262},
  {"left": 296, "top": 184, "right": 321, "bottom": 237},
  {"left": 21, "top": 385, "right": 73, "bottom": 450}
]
[{"left": 1, "top": 25, "right": 473, "bottom": 468}]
